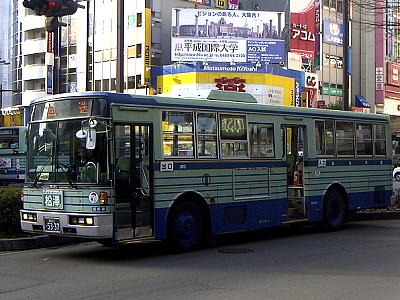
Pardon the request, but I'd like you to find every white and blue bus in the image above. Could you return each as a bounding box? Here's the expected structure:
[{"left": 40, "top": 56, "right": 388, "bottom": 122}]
[
  {"left": 0, "top": 126, "right": 27, "bottom": 185},
  {"left": 21, "top": 91, "right": 392, "bottom": 250}
]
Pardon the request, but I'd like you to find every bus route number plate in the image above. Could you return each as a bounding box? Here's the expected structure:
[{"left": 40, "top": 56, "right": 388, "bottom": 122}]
[{"left": 43, "top": 190, "right": 64, "bottom": 209}]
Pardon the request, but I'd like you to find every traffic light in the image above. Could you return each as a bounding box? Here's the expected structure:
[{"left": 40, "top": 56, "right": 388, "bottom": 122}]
[{"left": 23, "top": 0, "right": 79, "bottom": 17}]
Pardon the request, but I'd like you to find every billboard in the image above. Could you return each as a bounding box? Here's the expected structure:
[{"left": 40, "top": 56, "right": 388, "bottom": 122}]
[
  {"left": 186, "top": 0, "right": 212, "bottom": 6},
  {"left": 323, "top": 21, "right": 344, "bottom": 46},
  {"left": 290, "top": 0, "right": 315, "bottom": 60},
  {"left": 388, "top": 62, "right": 400, "bottom": 87},
  {"left": 157, "top": 70, "right": 295, "bottom": 106},
  {"left": 171, "top": 8, "right": 285, "bottom": 64}
]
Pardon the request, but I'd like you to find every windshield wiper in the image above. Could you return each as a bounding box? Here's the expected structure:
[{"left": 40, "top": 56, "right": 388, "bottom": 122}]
[
  {"left": 32, "top": 155, "right": 52, "bottom": 188},
  {"left": 56, "top": 162, "right": 75, "bottom": 189}
]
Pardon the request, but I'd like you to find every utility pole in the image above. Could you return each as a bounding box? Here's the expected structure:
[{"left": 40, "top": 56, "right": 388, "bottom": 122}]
[
  {"left": 343, "top": 0, "right": 350, "bottom": 110},
  {"left": 116, "top": 0, "right": 124, "bottom": 93}
]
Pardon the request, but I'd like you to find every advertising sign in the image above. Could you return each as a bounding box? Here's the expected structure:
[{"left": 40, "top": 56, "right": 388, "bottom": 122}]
[
  {"left": 144, "top": 8, "right": 152, "bottom": 88},
  {"left": 388, "top": 62, "right": 400, "bottom": 87},
  {"left": 186, "top": 0, "right": 212, "bottom": 6},
  {"left": 228, "top": 0, "right": 239, "bottom": 9},
  {"left": 216, "top": 0, "right": 227, "bottom": 9},
  {"left": 323, "top": 21, "right": 344, "bottom": 46},
  {"left": 290, "top": 0, "right": 315, "bottom": 60},
  {"left": 314, "top": 0, "right": 321, "bottom": 68},
  {"left": 171, "top": 8, "right": 285, "bottom": 64},
  {"left": 323, "top": 53, "right": 343, "bottom": 69}
]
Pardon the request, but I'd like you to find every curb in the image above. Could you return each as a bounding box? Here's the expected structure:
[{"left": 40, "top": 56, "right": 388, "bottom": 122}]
[
  {"left": 0, "top": 235, "right": 80, "bottom": 251},
  {"left": 353, "top": 211, "right": 400, "bottom": 221}
]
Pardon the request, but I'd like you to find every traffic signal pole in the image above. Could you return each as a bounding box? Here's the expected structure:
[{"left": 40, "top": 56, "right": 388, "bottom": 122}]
[{"left": 116, "top": 0, "right": 124, "bottom": 93}]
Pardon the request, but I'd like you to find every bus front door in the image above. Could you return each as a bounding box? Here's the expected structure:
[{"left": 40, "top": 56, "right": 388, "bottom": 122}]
[
  {"left": 282, "top": 126, "right": 307, "bottom": 222},
  {"left": 114, "top": 124, "right": 153, "bottom": 241}
]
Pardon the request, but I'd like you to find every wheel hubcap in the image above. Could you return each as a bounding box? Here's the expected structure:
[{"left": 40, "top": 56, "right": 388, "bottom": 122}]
[{"left": 175, "top": 212, "right": 197, "bottom": 244}]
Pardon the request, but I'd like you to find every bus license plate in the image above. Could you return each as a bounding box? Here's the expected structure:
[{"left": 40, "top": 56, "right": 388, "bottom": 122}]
[
  {"left": 44, "top": 218, "right": 61, "bottom": 232},
  {"left": 43, "top": 190, "right": 63, "bottom": 209}
]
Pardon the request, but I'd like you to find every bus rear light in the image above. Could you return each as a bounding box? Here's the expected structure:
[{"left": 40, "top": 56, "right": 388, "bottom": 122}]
[
  {"left": 99, "top": 192, "right": 108, "bottom": 205},
  {"left": 22, "top": 213, "right": 37, "bottom": 222}
]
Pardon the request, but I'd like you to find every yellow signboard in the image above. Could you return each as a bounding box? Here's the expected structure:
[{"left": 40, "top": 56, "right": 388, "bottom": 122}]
[
  {"left": 215, "top": 0, "right": 228, "bottom": 9},
  {"left": 144, "top": 8, "right": 152, "bottom": 91},
  {"left": 157, "top": 72, "right": 295, "bottom": 106}
]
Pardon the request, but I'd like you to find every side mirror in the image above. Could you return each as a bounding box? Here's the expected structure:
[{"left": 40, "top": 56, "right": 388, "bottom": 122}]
[
  {"left": 76, "top": 129, "right": 87, "bottom": 139},
  {"left": 86, "top": 129, "right": 96, "bottom": 150}
]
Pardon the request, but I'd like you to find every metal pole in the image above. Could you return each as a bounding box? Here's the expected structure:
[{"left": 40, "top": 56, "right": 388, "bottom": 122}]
[
  {"left": 0, "top": 84, "right": 2, "bottom": 109},
  {"left": 343, "top": 0, "right": 350, "bottom": 110},
  {"left": 116, "top": 0, "right": 124, "bottom": 93}
]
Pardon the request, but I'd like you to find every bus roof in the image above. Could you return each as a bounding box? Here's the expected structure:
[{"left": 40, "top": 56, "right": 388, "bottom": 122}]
[{"left": 31, "top": 91, "right": 389, "bottom": 122}]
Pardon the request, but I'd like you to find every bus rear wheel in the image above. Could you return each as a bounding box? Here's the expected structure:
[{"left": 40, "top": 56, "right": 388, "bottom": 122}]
[
  {"left": 323, "top": 190, "right": 347, "bottom": 230},
  {"left": 167, "top": 201, "right": 207, "bottom": 251}
]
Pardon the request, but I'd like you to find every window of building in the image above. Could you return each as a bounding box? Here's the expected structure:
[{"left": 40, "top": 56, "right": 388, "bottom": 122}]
[
  {"left": 127, "top": 46, "right": 136, "bottom": 58},
  {"left": 102, "top": 79, "right": 109, "bottom": 91},
  {"left": 95, "top": 80, "right": 101, "bottom": 91},
  {"left": 375, "top": 124, "right": 386, "bottom": 156},
  {"left": 111, "top": 78, "right": 116, "bottom": 91},
  {"left": 127, "top": 76, "right": 135, "bottom": 89},
  {"left": 136, "top": 74, "right": 142, "bottom": 87},
  {"left": 220, "top": 114, "right": 248, "bottom": 158},
  {"left": 137, "top": 13, "right": 142, "bottom": 27},
  {"left": 162, "top": 111, "right": 194, "bottom": 158},
  {"left": 136, "top": 43, "right": 142, "bottom": 58},
  {"left": 250, "top": 124, "right": 274, "bottom": 158},
  {"left": 197, "top": 113, "right": 217, "bottom": 158},
  {"left": 336, "top": 121, "right": 354, "bottom": 156},
  {"left": 356, "top": 123, "right": 373, "bottom": 156}
]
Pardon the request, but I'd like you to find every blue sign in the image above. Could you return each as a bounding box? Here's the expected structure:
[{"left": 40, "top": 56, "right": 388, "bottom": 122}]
[
  {"left": 246, "top": 40, "right": 285, "bottom": 64},
  {"left": 323, "top": 21, "right": 344, "bottom": 46}
]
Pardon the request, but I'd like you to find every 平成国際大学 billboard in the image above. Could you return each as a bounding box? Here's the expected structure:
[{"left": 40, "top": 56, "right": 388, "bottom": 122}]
[{"left": 171, "top": 8, "right": 286, "bottom": 64}]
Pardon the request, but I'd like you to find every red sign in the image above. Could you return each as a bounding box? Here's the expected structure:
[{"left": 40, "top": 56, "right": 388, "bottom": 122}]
[
  {"left": 388, "top": 62, "right": 400, "bottom": 87},
  {"left": 290, "top": 0, "right": 315, "bottom": 59},
  {"left": 215, "top": 77, "right": 246, "bottom": 92}
]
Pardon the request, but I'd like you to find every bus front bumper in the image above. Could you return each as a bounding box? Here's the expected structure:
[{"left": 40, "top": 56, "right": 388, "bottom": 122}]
[{"left": 20, "top": 210, "right": 113, "bottom": 239}]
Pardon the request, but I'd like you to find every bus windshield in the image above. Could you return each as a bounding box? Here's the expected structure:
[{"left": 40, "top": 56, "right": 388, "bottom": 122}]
[{"left": 27, "top": 118, "right": 111, "bottom": 185}]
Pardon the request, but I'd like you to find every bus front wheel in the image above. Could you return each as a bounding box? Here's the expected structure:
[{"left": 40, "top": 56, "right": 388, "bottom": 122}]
[
  {"left": 167, "top": 201, "right": 207, "bottom": 251},
  {"left": 323, "top": 190, "right": 347, "bottom": 230}
]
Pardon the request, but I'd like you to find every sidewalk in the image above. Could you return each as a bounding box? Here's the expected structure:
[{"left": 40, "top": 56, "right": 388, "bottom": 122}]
[{"left": 0, "top": 235, "right": 80, "bottom": 251}]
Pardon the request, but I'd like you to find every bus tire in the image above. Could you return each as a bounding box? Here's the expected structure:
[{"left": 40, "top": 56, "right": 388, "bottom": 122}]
[
  {"left": 323, "top": 189, "right": 347, "bottom": 230},
  {"left": 167, "top": 201, "right": 207, "bottom": 251}
]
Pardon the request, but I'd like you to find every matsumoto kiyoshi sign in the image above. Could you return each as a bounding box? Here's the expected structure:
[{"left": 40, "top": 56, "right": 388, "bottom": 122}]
[{"left": 171, "top": 8, "right": 285, "bottom": 64}]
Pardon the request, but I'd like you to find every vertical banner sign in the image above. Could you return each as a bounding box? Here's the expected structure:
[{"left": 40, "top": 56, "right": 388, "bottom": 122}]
[
  {"left": 388, "top": 62, "right": 400, "bottom": 87},
  {"left": 314, "top": 0, "right": 321, "bottom": 69},
  {"left": 290, "top": 0, "right": 316, "bottom": 60},
  {"left": 45, "top": 32, "right": 54, "bottom": 95},
  {"left": 375, "top": 1, "right": 385, "bottom": 104},
  {"left": 144, "top": 8, "right": 152, "bottom": 91},
  {"left": 216, "top": 0, "right": 227, "bottom": 9}
]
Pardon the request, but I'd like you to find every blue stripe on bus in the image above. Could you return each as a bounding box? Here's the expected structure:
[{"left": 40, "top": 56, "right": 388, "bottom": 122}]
[
  {"left": 304, "top": 159, "right": 391, "bottom": 167},
  {"left": 22, "top": 200, "right": 111, "bottom": 207},
  {"left": 154, "top": 161, "right": 286, "bottom": 171}
]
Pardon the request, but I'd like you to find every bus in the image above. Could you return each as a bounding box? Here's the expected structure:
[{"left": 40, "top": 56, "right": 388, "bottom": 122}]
[
  {"left": 20, "top": 91, "right": 392, "bottom": 250},
  {"left": 0, "top": 126, "right": 27, "bottom": 185}
]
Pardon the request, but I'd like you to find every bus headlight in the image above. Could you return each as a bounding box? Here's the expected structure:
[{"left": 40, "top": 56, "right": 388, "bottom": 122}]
[
  {"left": 69, "top": 216, "right": 94, "bottom": 226},
  {"left": 99, "top": 192, "right": 108, "bottom": 205},
  {"left": 22, "top": 213, "right": 37, "bottom": 222}
]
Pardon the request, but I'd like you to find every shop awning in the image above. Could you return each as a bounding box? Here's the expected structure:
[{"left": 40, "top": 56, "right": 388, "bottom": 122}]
[{"left": 355, "top": 95, "right": 371, "bottom": 108}]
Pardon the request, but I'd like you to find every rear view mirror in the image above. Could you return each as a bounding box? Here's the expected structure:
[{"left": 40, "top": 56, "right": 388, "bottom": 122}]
[
  {"left": 76, "top": 129, "right": 87, "bottom": 139},
  {"left": 86, "top": 129, "right": 96, "bottom": 150}
]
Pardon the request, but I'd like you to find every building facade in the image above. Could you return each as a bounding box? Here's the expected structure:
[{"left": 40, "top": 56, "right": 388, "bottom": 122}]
[{"left": 1, "top": 1, "right": 12, "bottom": 108}]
